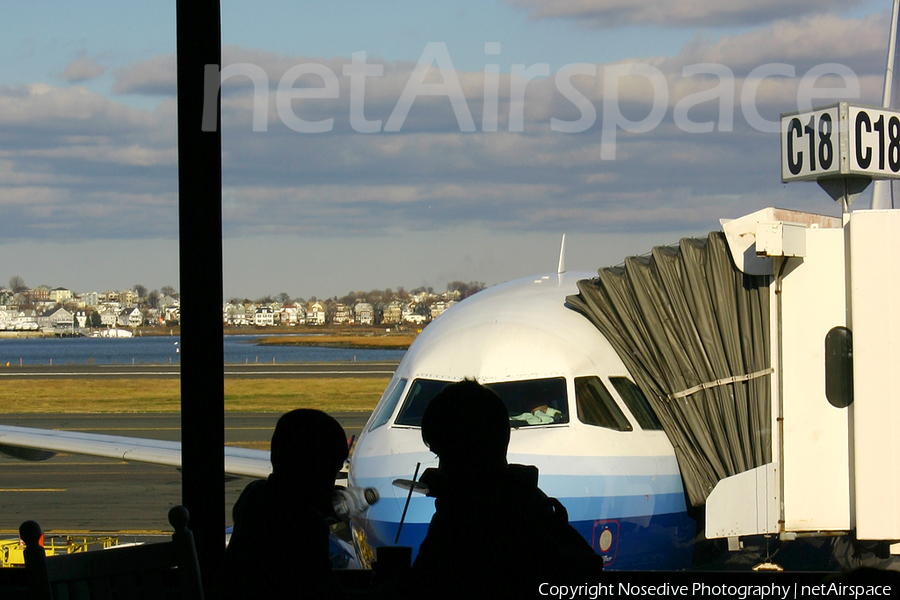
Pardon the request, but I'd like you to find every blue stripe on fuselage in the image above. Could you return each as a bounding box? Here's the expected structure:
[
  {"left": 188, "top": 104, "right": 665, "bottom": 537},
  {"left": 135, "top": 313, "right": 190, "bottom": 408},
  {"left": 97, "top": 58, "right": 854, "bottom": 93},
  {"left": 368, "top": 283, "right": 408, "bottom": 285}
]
[
  {"left": 351, "top": 472, "right": 695, "bottom": 571},
  {"left": 352, "top": 472, "right": 688, "bottom": 524},
  {"left": 353, "top": 508, "right": 695, "bottom": 571}
]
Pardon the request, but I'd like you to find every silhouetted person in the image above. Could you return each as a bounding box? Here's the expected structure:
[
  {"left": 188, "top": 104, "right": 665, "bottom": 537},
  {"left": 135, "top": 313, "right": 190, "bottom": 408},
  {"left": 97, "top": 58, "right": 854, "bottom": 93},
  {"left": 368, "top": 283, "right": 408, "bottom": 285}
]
[
  {"left": 411, "top": 379, "right": 603, "bottom": 598},
  {"left": 225, "top": 409, "right": 348, "bottom": 599}
]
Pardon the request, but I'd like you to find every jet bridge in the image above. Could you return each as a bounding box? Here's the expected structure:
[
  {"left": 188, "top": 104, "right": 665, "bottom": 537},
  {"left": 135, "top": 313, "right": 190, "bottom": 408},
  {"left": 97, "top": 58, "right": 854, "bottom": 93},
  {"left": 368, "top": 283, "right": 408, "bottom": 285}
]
[{"left": 568, "top": 207, "right": 900, "bottom": 552}]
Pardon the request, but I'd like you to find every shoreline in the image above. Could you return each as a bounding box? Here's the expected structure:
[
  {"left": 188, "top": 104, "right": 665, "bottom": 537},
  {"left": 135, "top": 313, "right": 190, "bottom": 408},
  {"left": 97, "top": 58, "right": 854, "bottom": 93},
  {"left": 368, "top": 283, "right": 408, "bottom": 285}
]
[
  {"left": 2, "top": 327, "right": 418, "bottom": 350},
  {"left": 254, "top": 334, "right": 414, "bottom": 350}
]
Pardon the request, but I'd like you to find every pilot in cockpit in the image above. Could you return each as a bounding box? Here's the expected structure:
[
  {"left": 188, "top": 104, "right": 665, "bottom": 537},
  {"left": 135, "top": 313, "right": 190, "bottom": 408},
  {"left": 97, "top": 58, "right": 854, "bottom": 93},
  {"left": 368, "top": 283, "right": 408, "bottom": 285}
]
[{"left": 507, "top": 382, "right": 566, "bottom": 426}]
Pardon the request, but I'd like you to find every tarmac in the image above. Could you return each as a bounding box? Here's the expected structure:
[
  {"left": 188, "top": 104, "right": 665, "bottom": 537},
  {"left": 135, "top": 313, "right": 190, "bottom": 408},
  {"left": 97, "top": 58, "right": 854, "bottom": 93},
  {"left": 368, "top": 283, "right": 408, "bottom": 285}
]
[{"left": 0, "top": 411, "right": 371, "bottom": 538}]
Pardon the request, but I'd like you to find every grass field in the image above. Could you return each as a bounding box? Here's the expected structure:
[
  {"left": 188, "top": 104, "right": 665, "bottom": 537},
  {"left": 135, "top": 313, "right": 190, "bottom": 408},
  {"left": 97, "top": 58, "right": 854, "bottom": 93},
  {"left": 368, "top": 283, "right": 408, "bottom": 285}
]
[{"left": 0, "top": 378, "right": 390, "bottom": 413}]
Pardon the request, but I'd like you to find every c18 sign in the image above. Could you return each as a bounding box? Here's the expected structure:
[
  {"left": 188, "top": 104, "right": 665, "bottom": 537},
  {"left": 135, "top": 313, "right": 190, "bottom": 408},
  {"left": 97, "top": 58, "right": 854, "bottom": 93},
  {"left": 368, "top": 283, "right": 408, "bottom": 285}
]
[{"left": 781, "top": 103, "right": 900, "bottom": 183}]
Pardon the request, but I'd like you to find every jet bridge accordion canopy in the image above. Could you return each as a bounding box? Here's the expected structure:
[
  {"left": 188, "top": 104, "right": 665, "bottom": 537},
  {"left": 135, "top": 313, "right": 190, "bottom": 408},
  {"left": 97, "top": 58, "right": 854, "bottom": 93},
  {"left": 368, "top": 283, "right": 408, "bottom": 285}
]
[{"left": 566, "top": 232, "right": 772, "bottom": 507}]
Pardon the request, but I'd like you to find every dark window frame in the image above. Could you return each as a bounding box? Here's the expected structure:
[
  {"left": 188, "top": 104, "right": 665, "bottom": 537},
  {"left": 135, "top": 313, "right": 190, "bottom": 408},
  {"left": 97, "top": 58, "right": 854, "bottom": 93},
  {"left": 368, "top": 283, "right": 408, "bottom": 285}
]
[
  {"left": 367, "top": 377, "right": 408, "bottom": 431},
  {"left": 609, "top": 376, "right": 663, "bottom": 431},
  {"left": 574, "top": 376, "right": 633, "bottom": 431}
]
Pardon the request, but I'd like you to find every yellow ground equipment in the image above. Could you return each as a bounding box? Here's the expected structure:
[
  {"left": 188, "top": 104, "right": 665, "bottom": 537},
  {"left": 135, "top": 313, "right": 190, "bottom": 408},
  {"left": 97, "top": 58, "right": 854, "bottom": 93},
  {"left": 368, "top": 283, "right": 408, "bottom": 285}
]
[{"left": 1, "top": 535, "right": 120, "bottom": 568}]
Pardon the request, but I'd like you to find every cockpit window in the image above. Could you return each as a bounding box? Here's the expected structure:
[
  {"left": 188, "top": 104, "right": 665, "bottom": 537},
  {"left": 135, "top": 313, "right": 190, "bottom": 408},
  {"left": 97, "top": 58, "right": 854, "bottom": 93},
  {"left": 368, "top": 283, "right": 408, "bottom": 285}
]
[
  {"left": 574, "top": 376, "right": 633, "bottom": 431},
  {"left": 368, "top": 378, "right": 408, "bottom": 431},
  {"left": 393, "top": 377, "right": 569, "bottom": 428},
  {"left": 394, "top": 379, "right": 449, "bottom": 427},
  {"left": 493, "top": 378, "right": 568, "bottom": 428},
  {"left": 610, "top": 377, "right": 663, "bottom": 431}
]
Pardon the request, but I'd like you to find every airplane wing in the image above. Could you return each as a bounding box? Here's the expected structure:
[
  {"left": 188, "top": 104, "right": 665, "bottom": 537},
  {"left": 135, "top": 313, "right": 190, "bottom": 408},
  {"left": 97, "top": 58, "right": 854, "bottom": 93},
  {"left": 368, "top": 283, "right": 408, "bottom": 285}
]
[{"left": 0, "top": 424, "right": 272, "bottom": 479}]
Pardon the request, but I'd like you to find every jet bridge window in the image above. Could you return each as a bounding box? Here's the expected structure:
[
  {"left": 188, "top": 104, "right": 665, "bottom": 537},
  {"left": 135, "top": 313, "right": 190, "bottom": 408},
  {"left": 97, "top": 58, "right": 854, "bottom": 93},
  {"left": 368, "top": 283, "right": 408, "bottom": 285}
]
[
  {"left": 609, "top": 377, "right": 663, "bottom": 431},
  {"left": 393, "top": 377, "right": 569, "bottom": 428},
  {"left": 574, "top": 376, "right": 633, "bottom": 431}
]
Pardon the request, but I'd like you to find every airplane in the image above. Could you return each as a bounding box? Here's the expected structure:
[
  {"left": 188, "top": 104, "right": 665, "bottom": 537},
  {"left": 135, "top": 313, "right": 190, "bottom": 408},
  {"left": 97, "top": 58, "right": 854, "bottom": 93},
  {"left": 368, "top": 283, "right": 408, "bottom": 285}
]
[{"left": 347, "top": 262, "right": 697, "bottom": 570}]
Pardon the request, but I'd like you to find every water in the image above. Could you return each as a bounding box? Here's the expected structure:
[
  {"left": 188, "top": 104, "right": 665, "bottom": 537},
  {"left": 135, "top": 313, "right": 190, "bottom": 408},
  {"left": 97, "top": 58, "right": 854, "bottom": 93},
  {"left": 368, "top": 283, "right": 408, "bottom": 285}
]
[{"left": 0, "top": 334, "right": 406, "bottom": 366}]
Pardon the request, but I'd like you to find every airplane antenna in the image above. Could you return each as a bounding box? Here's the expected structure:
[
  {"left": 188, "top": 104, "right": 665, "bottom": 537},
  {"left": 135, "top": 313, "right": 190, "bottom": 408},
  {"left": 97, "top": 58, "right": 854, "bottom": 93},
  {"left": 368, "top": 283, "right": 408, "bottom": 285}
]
[
  {"left": 557, "top": 234, "right": 566, "bottom": 274},
  {"left": 394, "top": 462, "right": 420, "bottom": 544}
]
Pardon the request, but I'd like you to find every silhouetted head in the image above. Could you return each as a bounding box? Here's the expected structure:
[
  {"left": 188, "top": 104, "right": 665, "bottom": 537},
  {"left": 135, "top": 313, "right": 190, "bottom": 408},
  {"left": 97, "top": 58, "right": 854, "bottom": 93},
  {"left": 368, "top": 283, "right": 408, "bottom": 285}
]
[
  {"left": 270, "top": 409, "right": 348, "bottom": 489},
  {"left": 421, "top": 379, "right": 510, "bottom": 478}
]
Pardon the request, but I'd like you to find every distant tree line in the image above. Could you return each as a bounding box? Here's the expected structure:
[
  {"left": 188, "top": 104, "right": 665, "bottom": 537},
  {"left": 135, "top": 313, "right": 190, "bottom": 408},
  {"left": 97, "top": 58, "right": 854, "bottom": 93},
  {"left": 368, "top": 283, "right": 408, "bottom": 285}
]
[
  {"left": 5, "top": 274, "right": 488, "bottom": 313},
  {"left": 226, "top": 281, "right": 487, "bottom": 308}
]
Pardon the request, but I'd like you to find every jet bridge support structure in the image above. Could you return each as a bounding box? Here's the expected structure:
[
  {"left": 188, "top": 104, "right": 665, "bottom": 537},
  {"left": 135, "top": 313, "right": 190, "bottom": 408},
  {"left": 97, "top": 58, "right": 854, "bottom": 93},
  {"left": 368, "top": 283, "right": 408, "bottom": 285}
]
[
  {"left": 569, "top": 207, "right": 900, "bottom": 554},
  {"left": 710, "top": 208, "right": 900, "bottom": 552}
]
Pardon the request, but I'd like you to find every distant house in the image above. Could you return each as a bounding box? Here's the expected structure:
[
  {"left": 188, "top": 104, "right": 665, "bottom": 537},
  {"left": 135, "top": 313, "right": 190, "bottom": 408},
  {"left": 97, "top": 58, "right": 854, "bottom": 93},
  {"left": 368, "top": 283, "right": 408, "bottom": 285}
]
[
  {"left": 79, "top": 291, "right": 100, "bottom": 308},
  {"left": 100, "top": 301, "right": 121, "bottom": 314},
  {"left": 98, "top": 307, "right": 118, "bottom": 327},
  {"left": 280, "top": 303, "right": 301, "bottom": 326},
  {"left": 158, "top": 295, "right": 179, "bottom": 310},
  {"left": 383, "top": 300, "right": 403, "bottom": 324},
  {"left": 158, "top": 297, "right": 180, "bottom": 324},
  {"left": 430, "top": 300, "right": 457, "bottom": 319},
  {"left": 266, "top": 302, "right": 283, "bottom": 325},
  {"left": 164, "top": 305, "right": 181, "bottom": 324},
  {"left": 354, "top": 302, "right": 374, "bottom": 325},
  {"left": 333, "top": 303, "right": 351, "bottom": 325},
  {"left": 29, "top": 286, "right": 50, "bottom": 301},
  {"left": 224, "top": 303, "right": 249, "bottom": 326},
  {"left": 39, "top": 306, "right": 75, "bottom": 329},
  {"left": 33, "top": 300, "right": 56, "bottom": 314},
  {"left": 307, "top": 301, "right": 326, "bottom": 325},
  {"left": 430, "top": 301, "right": 448, "bottom": 319},
  {"left": 118, "top": 307, "right": 143, "bottom": 327},
  {"left": 66, "top": 295, "right": 87, "bottom": 309},
  {"left": 49, "top": 287, "right": 73, "bottom": 304},
  {"left": 254, "top": 306, "right": 275, "bottom": 326},
  {"left": 223, "top": 303, "right": 240, "bottom": 325},
  {"left": 119, "top": 290, "right": 136, "bottom": 306}
]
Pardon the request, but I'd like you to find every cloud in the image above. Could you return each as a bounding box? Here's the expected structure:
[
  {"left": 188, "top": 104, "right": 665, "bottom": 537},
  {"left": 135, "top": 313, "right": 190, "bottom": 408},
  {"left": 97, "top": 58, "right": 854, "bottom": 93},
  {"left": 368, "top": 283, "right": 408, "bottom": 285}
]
[
  {"left": 113, "top": 54, "right": 176, "bottom": 95},
  {"left": 6, "top": 11, "right": 881, "bottom": 249},
  {"left": 506, "top": 0, "right": 872, "bottom": 28},
  {"left": 0, "top": 84, "right": 157, "bottom": 135},
  {"left": 60, "top": 56, "right": 107, "bottom": 82},
  {"left": 669, "top": 12, "right": 890, "bottom": 75},
  {"left": 0, "top": 83, "right": 177, "bottom": 241}
]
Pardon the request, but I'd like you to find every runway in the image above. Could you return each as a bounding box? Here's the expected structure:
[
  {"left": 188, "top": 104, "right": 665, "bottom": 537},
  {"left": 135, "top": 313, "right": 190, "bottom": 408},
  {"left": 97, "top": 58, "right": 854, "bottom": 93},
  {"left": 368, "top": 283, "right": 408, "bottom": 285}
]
[
  {"left": 0, "top": 361, "right": 399, "bottom": 379},
  {"left": 0, "top": 412, "right": 372, "bottom": 538}
]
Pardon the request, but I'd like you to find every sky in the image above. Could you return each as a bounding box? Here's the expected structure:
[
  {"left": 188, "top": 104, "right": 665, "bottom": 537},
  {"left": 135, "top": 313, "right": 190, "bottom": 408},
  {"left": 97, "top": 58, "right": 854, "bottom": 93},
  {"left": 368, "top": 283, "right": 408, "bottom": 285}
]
[{"left": 0, "top": 1, "right": 895, "bottom": 300}]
